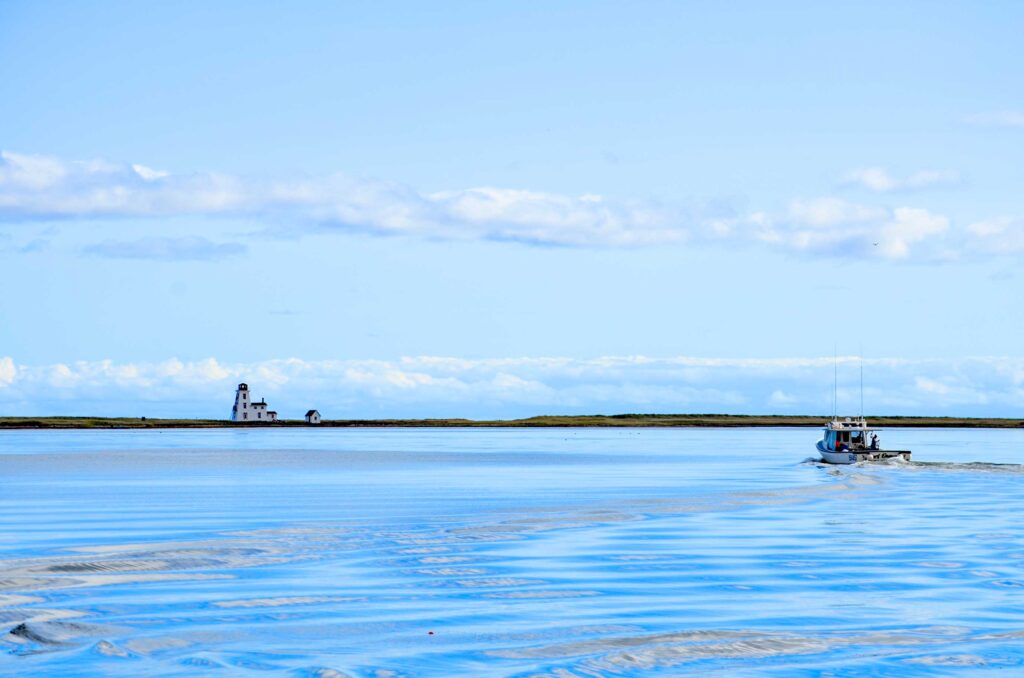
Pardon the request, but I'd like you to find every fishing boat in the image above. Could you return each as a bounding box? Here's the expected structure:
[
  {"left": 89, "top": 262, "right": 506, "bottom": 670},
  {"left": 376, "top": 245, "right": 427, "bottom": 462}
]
[
  {"left": 816, "top": 351, "right": 911, "bottom": 464},
  {"left": 816, "top": 417, "right": 911, "bottom": 464}
]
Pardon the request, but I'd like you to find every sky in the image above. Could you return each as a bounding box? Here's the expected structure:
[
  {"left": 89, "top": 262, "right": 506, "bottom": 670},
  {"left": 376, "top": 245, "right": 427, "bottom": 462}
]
[{"left": 1, "top": 1, "right": 1023, "bottom": 418}]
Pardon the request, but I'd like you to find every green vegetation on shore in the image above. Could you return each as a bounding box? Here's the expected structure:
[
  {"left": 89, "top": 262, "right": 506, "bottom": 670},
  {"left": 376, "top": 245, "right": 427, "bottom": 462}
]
[{"left": 1, "top": 414, "right": 1022, "bottom": 429}]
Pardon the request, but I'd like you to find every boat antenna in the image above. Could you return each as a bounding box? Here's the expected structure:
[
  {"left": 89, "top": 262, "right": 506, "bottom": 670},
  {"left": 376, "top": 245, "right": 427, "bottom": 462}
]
[
  {"left": 856, "top": 348, "right": 864, "bottom": 421},
  {"left": 859, "top": 346, "right": 864, "bottom": 421},
  {"left": 833, "top": 345, "right": 837, "bottom": 420}
]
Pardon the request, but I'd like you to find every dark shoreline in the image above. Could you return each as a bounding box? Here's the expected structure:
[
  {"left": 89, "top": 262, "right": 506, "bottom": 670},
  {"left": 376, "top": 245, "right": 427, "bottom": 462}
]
[{"left": 2, "top": 414, "right": 1022, "bottom": 430}]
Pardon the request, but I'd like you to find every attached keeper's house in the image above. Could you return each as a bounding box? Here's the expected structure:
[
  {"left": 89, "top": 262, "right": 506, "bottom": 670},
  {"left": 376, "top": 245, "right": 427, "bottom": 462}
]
[{"left": 231, "top": 383, "right": 278, "bottom": 422}]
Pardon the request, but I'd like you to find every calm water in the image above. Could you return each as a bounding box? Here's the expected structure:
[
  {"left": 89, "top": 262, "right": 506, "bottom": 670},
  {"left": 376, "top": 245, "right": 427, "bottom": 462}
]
[{"left": 2, "top": 427, "right": 1024, "bottom": 676}]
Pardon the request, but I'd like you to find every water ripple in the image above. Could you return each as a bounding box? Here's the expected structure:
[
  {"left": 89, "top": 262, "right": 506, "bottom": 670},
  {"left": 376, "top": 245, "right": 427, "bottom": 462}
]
[{"left": 3, "top": 427, "right": 1024, "bottom": 674}]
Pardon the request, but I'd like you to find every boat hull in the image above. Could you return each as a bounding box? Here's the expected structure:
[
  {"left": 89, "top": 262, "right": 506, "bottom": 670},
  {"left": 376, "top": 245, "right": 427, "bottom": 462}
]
[{"left": 816, "top": 440, "right": 911, "bottom": 464}]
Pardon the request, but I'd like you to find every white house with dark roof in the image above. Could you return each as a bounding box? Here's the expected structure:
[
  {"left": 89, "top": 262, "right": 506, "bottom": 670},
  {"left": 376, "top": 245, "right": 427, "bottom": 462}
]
[
  {"left": 231, "top": 383, "right": 278, "bottom": 422},
  {"left": 305, "top": 409, "right": 321, "bottom": 424}
]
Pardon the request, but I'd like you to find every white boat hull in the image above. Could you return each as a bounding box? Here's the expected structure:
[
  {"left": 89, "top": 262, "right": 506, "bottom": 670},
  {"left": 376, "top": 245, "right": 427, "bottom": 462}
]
[{"left": 816, "top": 440, "right": 911, "bottom": 464}]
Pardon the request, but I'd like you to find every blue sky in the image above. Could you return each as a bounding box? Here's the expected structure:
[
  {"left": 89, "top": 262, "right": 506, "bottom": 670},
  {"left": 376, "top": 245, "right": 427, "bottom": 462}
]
[{"left": 1, "top": 1, "right": 1023, "bottom": 418}]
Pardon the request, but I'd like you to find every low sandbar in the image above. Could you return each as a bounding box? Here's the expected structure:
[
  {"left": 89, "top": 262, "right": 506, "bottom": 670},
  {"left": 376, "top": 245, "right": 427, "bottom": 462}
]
[{"left": 1, "top": 414, "right": 1022, "bottom": 429}]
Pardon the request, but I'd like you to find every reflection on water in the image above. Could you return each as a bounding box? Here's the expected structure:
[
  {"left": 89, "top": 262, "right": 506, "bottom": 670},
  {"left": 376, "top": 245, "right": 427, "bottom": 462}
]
[{"left": 1, "top": 427, "right": 1023, "bottom": 675}]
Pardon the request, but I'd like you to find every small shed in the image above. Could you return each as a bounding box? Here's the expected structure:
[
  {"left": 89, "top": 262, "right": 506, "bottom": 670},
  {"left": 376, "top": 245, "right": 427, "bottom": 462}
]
[{"left": 305, "top": 409, "right": 321, "bottom": 425}]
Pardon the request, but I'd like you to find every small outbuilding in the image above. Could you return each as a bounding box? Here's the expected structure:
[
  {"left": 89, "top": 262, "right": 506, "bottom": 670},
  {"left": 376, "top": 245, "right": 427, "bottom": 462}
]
[{"left": 305, "top": 410, "right": 322, "bottom": 425}]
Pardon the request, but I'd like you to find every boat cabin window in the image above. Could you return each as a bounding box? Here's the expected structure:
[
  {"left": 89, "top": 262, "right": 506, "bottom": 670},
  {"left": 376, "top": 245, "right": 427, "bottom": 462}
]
[{"left": 827, "top": 429, "right": 862, "bottom": 449}]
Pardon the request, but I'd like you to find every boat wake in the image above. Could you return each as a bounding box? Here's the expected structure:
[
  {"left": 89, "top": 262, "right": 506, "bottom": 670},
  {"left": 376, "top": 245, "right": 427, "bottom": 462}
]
[
  {"left": 804, "top": 457, "right": 1024, "bottom": 473},
  {"left": 906, "top": 460, "right": 1024, "bottom": 473}
]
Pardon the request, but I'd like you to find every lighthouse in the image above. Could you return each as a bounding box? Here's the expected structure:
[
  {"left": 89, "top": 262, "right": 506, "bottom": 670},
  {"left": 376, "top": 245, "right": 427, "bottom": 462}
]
[{"left": 231, "top": 383, "right": 277, "bottom": 422}]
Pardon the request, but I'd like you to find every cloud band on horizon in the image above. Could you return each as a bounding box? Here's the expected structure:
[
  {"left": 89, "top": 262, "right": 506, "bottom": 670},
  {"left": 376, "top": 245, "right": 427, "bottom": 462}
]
[{"left": 0, "top": 354, "right": 1021, "bottom": 419}]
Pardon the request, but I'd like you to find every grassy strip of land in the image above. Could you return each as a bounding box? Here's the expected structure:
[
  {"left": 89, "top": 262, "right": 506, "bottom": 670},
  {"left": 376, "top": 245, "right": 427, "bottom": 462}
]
[{"left": 1, "top": 414, "right": 1022, "bottom": 429}]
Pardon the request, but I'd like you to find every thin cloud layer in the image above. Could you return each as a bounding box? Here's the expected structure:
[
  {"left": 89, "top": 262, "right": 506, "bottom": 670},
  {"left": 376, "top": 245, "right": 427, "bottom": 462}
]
[
  {"left": 843, "top": 167, "right": 960, "bottom": 193},
  {"left": 83, "top": 236, "right": 247, "bottom": 261},
  {"left": 966, "top": 111, "right": 1024, "bottom": 128},
  {"left": 0, "top": 354, "right": 1021, "bottom": 419},
  {"left": 0, "top": 150, "right": 682, "bottom": 247},
  {"left": 967, "top": 218, "right": 1024, "bottom": 254},
  {"left": 0, "top": 150, "right": 1000, "bottom": 259}
]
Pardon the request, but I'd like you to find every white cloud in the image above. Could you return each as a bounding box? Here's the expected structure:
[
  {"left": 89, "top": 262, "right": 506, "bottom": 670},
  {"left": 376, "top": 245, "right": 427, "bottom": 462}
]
[
  {"left": 843, "top": 167, "right": 960, "bottom": 192},
  {"left": 878, "top": 207, "right": 949, "bottom": 259},
  {"left": 430, "top": 187, "right": 681, "bottom": 246},
  {"left": 1, "top": 354, "right": 1022, "bottom": 419},
  {"left": 719, "top": 199, "right": 950, "bottom": 259},
  {"left": 83, "top": 236, "right": 247, "bottom": 261},
  {"left": 131, "top": 163, "right": 170, "bottom": 181},
  {"left": 966, "top": 111, "right": 1024, "bottom": 128},
  {"left": 0, "top": 150, "right": 965, "bottom": 259},
  {"left": 0, "top": 357, "right": 16, "bottom": 386}
]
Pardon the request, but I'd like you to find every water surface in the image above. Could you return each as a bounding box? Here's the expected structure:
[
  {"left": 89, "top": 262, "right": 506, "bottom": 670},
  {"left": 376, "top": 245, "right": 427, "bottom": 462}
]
[{"left": 2, "top": 427, "right": 1023, "bottom": 675}]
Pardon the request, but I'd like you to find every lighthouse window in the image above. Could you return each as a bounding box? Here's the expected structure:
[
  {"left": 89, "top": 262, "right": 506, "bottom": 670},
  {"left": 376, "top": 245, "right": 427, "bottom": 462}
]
[{"left": 243, "top": 412, "right": 247, "bottom": 420}]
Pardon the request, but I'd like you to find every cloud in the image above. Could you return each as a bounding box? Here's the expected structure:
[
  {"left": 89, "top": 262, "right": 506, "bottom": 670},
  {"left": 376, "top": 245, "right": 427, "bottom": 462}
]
[
  {"left": 0, "top": 150, "right": 966, "bottom": 259},
  {"left": 1, "top": 354, "right": 1022, "bottom": 419},
  {"left": 714, "top": 199, "right": 950, "bottom": 259},
  {"left": 431, "top": 187, "right": 682, "bottom": 246},
  {"left": 0, "top": 150, "right": 684, "bottom": 248},
  {"left": 0, "top": 357, "right": 16, "bottom": 386},
  {"left": 131, "top": 163, "right": 170, "bottom": 181},
  {"left": 965, "top": 111, "right": 1024, "bottom": 128},
  {"left": 769, "top": 390, "right": 798, "bottom": 405},
  {"left": 843, "top": 168, "right": 960, "bottom": 192},
  {"left": 913, "top": 376, "right": 990, "bottom": 406},
  {"left": 0, "top": 225, "right": 57, "bottom": 254},
  {"left": 82, "top": 236, "right": 247, "bottom": 261},
  {"left": 966, "top": 218, "right": 1024, "bottom": 255},
  {"left": 786, "top": 197, "right": 887, "bottom": 226},
  {"left": 879, "top": 207, "right": 949, "bottom": 259},
  {"left": 18, "top": 238, "right": 50, "bottom": 253}
]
